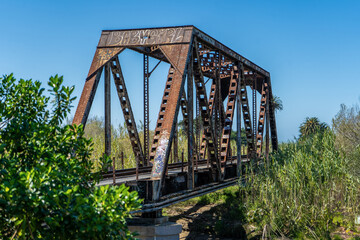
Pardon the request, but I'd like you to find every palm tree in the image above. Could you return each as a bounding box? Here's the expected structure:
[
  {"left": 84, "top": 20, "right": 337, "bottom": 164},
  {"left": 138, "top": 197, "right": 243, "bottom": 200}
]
[
  {"left": 272, "top": 95, "right": 283, "bottom": 112},
  {"left": 299, "top": 117, "right": 328, "bottom": 139}
]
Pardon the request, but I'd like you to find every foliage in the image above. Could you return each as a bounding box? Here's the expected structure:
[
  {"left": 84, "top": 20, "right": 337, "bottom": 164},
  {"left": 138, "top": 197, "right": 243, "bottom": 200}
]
[
  {"left": 0, "top": 74, "right": 141, "bottom": 239},
  {"left": 332, "top": 103, "right": 360, "bottom": 176},
  {"left": 240, "top": 130, "right": 360, "bottom": 239},
  {"left": 84, "top": 117, "right": 137, "bottom": 170},
  {"left": 299, "top": 117, "right": 328, "bottom": 139},
  {"left": 272, "top": 95, "right": 283, "bottom": 112},
  {"left": 84, "top": 117, "right": 247, "bottom": 171},
  {"left": 230, "top": 128, "right": 247, "bottom": 146}
]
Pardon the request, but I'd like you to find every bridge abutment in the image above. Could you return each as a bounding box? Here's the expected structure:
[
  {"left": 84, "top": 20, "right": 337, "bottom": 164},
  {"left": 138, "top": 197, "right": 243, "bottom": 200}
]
[{"left": 128, "top": 217, "right": 182, "bottom": 240}]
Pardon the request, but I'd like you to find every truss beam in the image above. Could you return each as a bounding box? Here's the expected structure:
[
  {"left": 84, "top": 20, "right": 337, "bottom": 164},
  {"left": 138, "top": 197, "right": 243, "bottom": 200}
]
[
  {"left": 110, "top": 57, "right": 144, "bottom": 165},
  {"left": 256, "top": 81, "right": 268, "bottom": 155},
  {"left": 73, "top": 26, "right": 278, "bottom": 204},
  {"left": 220, "top": 67, "right": 239, "bottom": 163},
  {"left": 144, "top": 54, "right": 150, "bottom": 166},
  {"left": 193, "top": 40, "right": 221, "bottom": 181}
]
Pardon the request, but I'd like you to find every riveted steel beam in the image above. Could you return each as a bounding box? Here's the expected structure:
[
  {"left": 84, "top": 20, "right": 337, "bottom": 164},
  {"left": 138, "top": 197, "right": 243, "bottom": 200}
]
[
  {"left": 104, "top": 63, "right": 111, "bottom": 158},
  {"left": 239, "top": 64, "right": 255, "bottom": 156},
  {"left": 236, "top": 65, "right": 242, "bottom": 177},
  {"left": 193, "top": 39, "right": 221, "bottom": 181},
  {"left": 265, "top": 87, "right": 270, "bottom": 160},
  {"left": 144, "top": 54, "right": 150, "bottom": 166},
  {"left": 110, "top": 57, "right": 144, "bottom": 166},
  {"left": 199, "top": 80, "right": 216, "bottom": 160},
  {"left": 256, "top": 80, "right": 268, "bottom": 155},
  {"left": 220, "top": 66, "right": 239, "bottom": 165},
  {"left": 149, "top": 43, "right": 193, "bottom": 201},
  {"left": 73, "top": 47, "right": 124, "bottom": 125},
  {"left": 97, "top": 26, "right": 269, "bottom": 78}
]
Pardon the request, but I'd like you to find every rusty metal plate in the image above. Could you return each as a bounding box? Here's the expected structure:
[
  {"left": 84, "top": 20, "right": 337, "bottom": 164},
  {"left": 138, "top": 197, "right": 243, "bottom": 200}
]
[
  {"left": 98, "top": 26, "right": 193, "bottom": 48},
  {"left": 151, "top": 44, "right": 191, "bottom": 179},
  {"left": 96, "top": 26, "right": 269, "bottom": 78},
  {"left": 87, "top": 47, "right": 124, "bottom": 81}
]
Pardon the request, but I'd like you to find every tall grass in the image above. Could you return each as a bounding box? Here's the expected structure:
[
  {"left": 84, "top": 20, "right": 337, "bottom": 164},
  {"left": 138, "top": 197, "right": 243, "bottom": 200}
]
[
  {"left": 241, "top": 130, "right": 360, "bottom": 239},
  {"left": 83, "top": 116, "right": 244, "bottom": 172}
]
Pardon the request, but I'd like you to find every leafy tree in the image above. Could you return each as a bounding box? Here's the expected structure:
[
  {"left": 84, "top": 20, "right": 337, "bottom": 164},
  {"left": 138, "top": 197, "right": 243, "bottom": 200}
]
[
  {"left": 83, "top": 117, "right": 139, "bottom": 170},
  {"left": 332, "top": 102, "right": 360, "bottom": 176},
  {"left": 299, "top": 117, "right": 328, "bottom": 139},
  {"left": 332, "top": 103, "right": 360, "bottom": 153},
  {"left": 0, "top": 74, "right": 141, "bottom": 239},
  {"left": 230, "top": 128, "right": 247, "bottom": 146}
]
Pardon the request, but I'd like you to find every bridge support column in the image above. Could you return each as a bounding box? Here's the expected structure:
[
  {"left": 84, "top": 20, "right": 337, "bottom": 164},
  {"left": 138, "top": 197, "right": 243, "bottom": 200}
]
[{"left": 128, "top": 217, "right": 182, "bottom": 240}]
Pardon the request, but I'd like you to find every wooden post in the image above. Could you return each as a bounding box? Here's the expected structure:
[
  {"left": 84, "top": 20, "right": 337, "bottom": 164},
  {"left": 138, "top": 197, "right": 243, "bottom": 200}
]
[
  {"left": 181, "top": 151, "right": 184, "bottom": 173},
  {"left": 174, "top": 126, "right": 179, "bottom": 163},
  {"left": 112, "top": 157, "right": 116, "bottom": 185},
  {"left": 121, "top": 152, "right": 124, "bottom": 169},
  {"left": 136, "top": 154, "right": 139, "bottom": 181}
]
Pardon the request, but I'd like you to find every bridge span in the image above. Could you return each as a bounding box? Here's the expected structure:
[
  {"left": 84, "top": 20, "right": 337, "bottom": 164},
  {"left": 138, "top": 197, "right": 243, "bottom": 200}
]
[{"left": 73, "top": 25, "right": 278, "bottom": 237}]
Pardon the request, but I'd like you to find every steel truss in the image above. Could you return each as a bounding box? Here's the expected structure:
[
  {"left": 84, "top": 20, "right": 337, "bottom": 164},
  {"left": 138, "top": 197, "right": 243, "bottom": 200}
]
[{"left": 73, "top": 25, "right": 278, "bottom": 214}]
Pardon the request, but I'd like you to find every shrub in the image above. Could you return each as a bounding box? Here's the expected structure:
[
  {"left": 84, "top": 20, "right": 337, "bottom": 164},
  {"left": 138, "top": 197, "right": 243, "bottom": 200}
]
[
  {"left": 241, "top": 130, "right": 360, "bottom": 239},
  {"left": 0, "top": 74, "right": 141, "bottom": 239},
  {"left": 333, "top": 103, "right": 360, "bottom": 177}
]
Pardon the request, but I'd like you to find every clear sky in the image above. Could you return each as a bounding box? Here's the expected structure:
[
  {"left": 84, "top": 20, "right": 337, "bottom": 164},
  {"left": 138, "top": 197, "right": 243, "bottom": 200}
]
[{"left": 1, "top": 0, "right": 359, "bottom": 142}]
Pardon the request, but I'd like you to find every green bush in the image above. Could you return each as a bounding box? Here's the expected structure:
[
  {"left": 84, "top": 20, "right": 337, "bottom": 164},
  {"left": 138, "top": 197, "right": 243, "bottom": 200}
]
[
  {"left": 0, "top": 74, "right": 141, "bottom": 239},
  {"left": 83, "top": 116, "right": 248, "bottom": 171},
  {"left": 240, "top": 130, "right": 360, "bottom": 239},
  {"left": 332, "top": 103, "right": 360, "bottom": 177}
]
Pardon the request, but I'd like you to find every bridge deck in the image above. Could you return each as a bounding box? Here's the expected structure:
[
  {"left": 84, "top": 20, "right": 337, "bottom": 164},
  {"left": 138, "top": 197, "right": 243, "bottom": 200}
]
[
  {"left": 98, "top": 158, "right": 246, "bottom": 186},
  {"left": 98, "top": 158, "right": 251, "bottom": 213}
]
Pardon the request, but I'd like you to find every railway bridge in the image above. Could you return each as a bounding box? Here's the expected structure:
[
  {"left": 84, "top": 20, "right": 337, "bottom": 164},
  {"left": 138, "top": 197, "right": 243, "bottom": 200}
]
[{"left": 73, "top": 25, "right": 278, "bottom": 239}]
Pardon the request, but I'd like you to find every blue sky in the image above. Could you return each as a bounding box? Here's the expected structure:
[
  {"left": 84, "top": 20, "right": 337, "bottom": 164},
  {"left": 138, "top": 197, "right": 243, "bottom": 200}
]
[{"left": 1, "top": 0, "right": 359, "bottom": 142}]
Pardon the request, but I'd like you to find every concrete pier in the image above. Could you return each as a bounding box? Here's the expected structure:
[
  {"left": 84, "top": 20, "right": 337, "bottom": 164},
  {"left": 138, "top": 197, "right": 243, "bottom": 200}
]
[{"left": 128, "top": 217, "right": 182, "bottom": 240}]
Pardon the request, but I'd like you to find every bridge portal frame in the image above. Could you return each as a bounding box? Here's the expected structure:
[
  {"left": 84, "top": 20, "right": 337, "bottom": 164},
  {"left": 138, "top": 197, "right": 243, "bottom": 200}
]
[{"left": 73, "top": 25, "right": 278, "bottom": 214}]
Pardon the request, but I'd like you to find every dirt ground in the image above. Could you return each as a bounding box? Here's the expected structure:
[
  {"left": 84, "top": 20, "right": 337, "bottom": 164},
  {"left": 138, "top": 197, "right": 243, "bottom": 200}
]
[
  {"left": 164, "top": 202, "right": 360, "bottom": 240},
  {"left": 165, "top": 202, "right": 247, "bottom": 240}
]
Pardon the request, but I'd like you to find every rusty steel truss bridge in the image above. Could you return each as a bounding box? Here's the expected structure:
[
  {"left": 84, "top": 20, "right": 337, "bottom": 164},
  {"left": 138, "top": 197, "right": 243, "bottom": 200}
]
[{"left": 73, "top": 25, "right": 278, "bottom": 217}]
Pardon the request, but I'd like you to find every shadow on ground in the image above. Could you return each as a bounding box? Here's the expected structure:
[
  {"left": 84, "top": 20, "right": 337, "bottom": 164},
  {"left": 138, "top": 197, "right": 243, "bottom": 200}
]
[{"left": 166, "top": 196, "right": 259, "bottom": 239}]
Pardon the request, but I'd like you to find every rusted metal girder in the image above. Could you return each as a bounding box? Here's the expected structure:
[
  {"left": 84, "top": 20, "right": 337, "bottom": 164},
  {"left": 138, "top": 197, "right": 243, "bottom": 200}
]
[
  {"left": 143, "top": 54, "right": 150, "bottom": 166},
  {"left": 150, "top": 43, "right": 193, "bottom": 201},
  {"left": 179, "top": 92, "right": 189, "bottom": 134},
  {"left": 220, "top": 66, "right": 239, "bottom": 164},
  {"left": 265, "top": 87, "right": 270, "bottom": 159},
  {"left": 149, "top": 65, "right": 177, "bottom": 162},
  {"left": 252, "top": 73, "right": 257, "bottom": 158},
  {"left": 110, "top": 57, "right": 144, "bottom": 165},
  {"left": 73, "top": 26, "right": 278, "bottom": 207},
  {"left": 73, "top": 47, "right": 124, "bottom": 126},
  {"left": 104, "top": 63, "right": 111, "bottom": 158},
  {"left": 199, "top": 81, "right": 216, "bottom": 160},
  {"left": 187, "top": 55, "right": 195, "bottom": 189},
  {"left": 256, "top": 81, "right": 268, "bottom": 155},
  {"left": 97, "top": 26, "right": 269, "bottom": 77},
  {"left": 240, "top": 68, "right": 255, "bottom": 156},
  {"left": 215, "top": 51, "right": 223, "bottom": 169},
  {"left": 236, "top": 63, "right": 242, "bottom": 177},
  {"left": 193, "top": 40, "right": 221, "bottom": 181}
]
